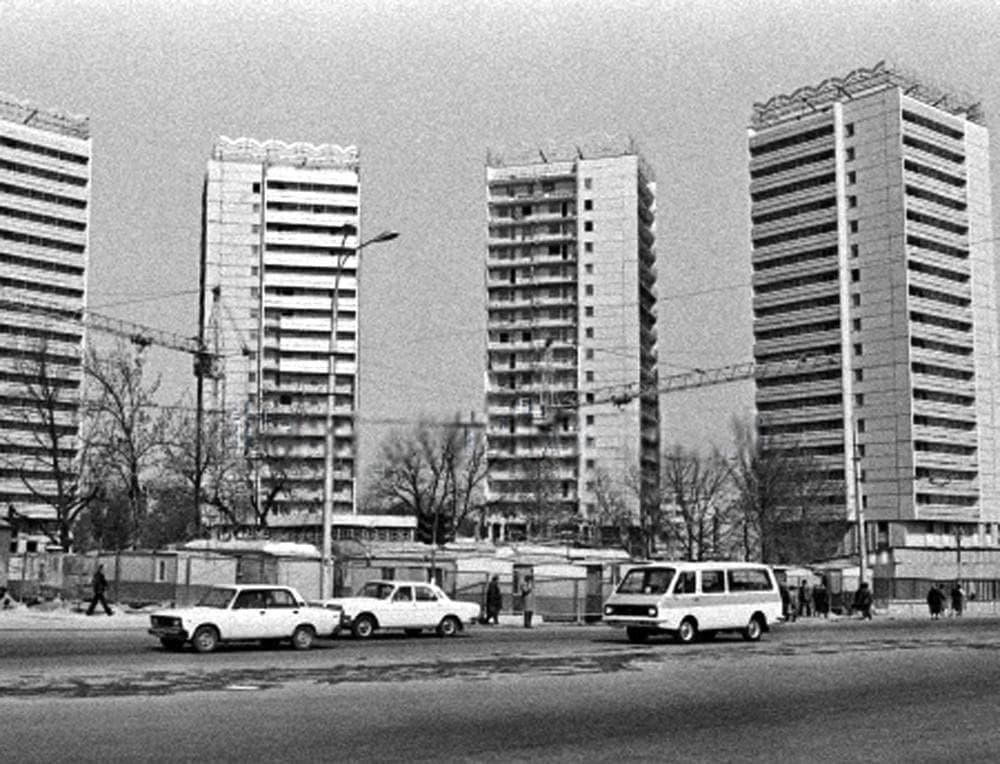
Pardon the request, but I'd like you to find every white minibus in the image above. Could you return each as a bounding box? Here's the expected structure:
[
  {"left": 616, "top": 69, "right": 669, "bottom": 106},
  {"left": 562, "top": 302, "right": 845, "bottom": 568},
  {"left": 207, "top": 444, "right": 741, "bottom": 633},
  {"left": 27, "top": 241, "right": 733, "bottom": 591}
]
[{"left": 603, "top": 561, "right": 783, "bottom": 643}]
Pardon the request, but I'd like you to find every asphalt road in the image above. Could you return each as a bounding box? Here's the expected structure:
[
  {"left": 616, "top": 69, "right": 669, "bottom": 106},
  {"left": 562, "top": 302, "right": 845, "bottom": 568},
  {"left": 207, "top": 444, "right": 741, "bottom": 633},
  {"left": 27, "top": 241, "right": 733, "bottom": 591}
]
[{"left": 3, "top": 618, "right": 1000, "bottom": 762}]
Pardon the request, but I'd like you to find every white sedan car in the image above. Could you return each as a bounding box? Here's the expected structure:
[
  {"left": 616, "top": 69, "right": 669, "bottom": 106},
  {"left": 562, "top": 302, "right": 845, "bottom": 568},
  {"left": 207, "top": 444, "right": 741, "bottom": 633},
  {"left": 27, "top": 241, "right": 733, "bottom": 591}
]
[
  {"left": 148, "top": 584, "right": 343, "bottom": 653},
  {"left": 319, "top": 580, "right": 480, "bottom": 639}
]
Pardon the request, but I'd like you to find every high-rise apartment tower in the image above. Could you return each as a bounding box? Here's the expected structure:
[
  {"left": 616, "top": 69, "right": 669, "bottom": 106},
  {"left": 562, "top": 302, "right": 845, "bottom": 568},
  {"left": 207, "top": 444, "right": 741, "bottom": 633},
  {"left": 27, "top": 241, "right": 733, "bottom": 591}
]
[
  {"left": 484, "top": 140, "right": 659, "bottom": 541},
  {"left": 201, "top": 137, "right": 361, "bottom": 543},
  {"left": 0, "top": 94, "right": 91, "bottom": 548},
  {"left": 749, "top": 62, "right": 1000, "bottom": 578}
]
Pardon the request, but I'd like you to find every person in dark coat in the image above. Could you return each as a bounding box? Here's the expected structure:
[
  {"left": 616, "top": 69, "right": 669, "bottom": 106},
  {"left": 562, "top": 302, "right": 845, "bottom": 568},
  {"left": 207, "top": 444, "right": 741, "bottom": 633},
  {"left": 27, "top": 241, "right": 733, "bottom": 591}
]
[
  {"left": 86, "top": 564, "right": 113, "bottom": 616},
  {"left": 813, "top": 578, "right": 829, "bottom": 618},
  {"left": 485, "top": 575, "right": 502, "bottom": 625},
  {"left": 927, "top": 584, "right": 945, "bottom": 619},
  {"left": 950, "top": 582, "right": 965, "bottom": 617},
  {"left": 853, "top": 581, "right": 873, "bottom": 620}
]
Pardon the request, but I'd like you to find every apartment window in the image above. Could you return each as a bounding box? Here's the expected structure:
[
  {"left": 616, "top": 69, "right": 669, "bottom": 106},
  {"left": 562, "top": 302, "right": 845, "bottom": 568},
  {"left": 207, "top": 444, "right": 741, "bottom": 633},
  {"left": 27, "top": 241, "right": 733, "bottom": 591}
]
[
  {"left": 848, "top": 196, "right": 858, "bottom": 208},
  {"left": 542, "top": 181, "right": 554, "bottom": 192},
  {"left": 845, "top": 123, "right": 855, "bottom": 138},
  {"left": 848, "top": 171, "right": 857, "bottom": 185},
  {"left": 851, "top": 268, "right": 860, "bottom": 282},
  {"left": 856, "top": 393, "right": 865, "bottom": 406},
  {"left": 857, "top": 419, "right": 866, "bottom": 433},
  {"left": 584, "top": 199, "right": 593, "bottom": 211},
  {"left": 585, "top": 306, "right": 594, "bottom": 317},
  {"left": 586, "top": 415, "right": 594, "bottom": 425},
  {"left": 584, "top": 178, "right": 592, "bottom": 190},
  {"left": 586, "top": 459, "right": 595, "bottom": 469},
  {"left": 586, "top": 393, "right": 595, "bottom": 404},
  {"left": 854, "top": 369, "right": 864, "bottom": 382},
  {"left": 852, "top": 293, "right": 861, "bottom": 307},
  {"left": 585, "top": 348, "right": 594, "bottom": 359},
  {"left": 584, "top": 221, "right": 593, "bottom": 232},
  {"left": 585, "top": 327, "right": 594, "bottom": 338},
  {"left": 250, "top": 266, "right": 259, "bottom": 276},
  {"left": 585, "top": 242, "right": 593, "bottom": 253},
  {"left": 585, "top": 284, "right": 594, "bottom": 296},
  {"left": 851, "top": 244, "right": 859, "bottom": 258},
  {"left": 252, "top": 182, "right": 261, "bottom": 193},
  {"left": 854, "top": 343, "right": 863, "bottom": 356},
  {"left": 849, "top": 220, "right": 859, "bottom": 233},
  {"left": 585, "top": 371, "right": 594, "bottom": 382},
  {"left": 586, "top": 436, "right": 595, "bottom": 447},
  {"left": 584, "top": 264, "right": 593, "bottom": 274},
  {"left": 853, "top": 318, "right": 861, "bottom": 331},
  {"left": 846, "top": 147, "right": 855, "bottom": 161}
]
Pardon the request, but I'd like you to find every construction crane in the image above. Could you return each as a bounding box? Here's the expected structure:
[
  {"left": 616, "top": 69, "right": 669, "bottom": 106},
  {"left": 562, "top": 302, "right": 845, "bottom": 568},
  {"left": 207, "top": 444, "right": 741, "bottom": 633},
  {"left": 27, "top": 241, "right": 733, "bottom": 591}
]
[{"left": 553, "top": 353, "right": 843, "bottom": 412}]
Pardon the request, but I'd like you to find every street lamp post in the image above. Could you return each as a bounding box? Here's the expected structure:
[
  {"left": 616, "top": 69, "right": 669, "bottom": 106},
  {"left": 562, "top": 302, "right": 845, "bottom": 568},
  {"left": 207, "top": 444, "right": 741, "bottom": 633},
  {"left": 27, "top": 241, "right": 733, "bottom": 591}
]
[{"left": 320, "top": 229, "right": 398, "bottom": 599}]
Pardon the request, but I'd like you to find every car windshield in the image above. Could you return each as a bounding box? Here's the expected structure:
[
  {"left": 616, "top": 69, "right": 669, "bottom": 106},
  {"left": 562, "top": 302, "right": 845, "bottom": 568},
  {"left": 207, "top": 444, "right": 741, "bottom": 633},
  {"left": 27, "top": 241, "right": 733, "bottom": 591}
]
[
  {"left": 359, "top": 582, "right": 395, "bottom": 600},
  {"left": 617, "top": 568, "right": 676, "bottom": 595},
  {"left": 196, "top": 588, "right": 237, "bottom": 608}
]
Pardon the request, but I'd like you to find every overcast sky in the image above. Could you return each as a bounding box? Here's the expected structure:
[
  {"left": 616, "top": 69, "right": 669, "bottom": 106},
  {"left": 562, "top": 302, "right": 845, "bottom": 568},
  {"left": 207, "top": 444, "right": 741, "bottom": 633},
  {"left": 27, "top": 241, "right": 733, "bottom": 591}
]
[{"left": 4, "top": 0, "right": 1000, "bottom": 470}]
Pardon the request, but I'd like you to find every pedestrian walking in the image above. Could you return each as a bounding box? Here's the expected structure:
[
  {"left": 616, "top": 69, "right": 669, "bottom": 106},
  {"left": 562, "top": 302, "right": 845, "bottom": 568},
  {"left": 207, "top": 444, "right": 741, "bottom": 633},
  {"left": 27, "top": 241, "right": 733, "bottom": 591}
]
[
  {"left": 485, "top": 575, "right": 502, "bottom": 625},
  {"left": 86, "top": 564, "right": 113, "bottom": 616},
  {"left": 520, "top": 575, "right": 536, "bottom": 628},
  {"left": 926, "top": 584, "right": 945, "bottom": 619},
  {"left": 779, "top": 582, "right": 795, "bottom": 622},
  {"left": 853, "top": 581, "right": 873, "bottom": 620},
  {"left": 950, "top": 582, "right": 965, "bottom": 617}
]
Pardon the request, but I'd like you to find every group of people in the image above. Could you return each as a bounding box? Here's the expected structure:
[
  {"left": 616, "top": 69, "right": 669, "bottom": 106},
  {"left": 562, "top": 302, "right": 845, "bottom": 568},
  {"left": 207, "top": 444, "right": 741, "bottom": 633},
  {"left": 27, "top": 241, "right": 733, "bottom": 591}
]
[
  {"left": 483, "top": 574, "right": 536, "bottom": 628},
  {"left": 927, "top": 582, "right": 965, "bottom": 619},
  {"left": 780, "top": 577, "right": 832, "bottom": 621}
]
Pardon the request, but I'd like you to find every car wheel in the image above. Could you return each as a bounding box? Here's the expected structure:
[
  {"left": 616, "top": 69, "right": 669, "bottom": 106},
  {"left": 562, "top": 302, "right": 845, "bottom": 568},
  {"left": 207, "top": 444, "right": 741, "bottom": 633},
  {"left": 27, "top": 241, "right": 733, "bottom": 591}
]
[
  {"left": 743, "top": 614, "right": 765, "bottom": 642},
  {"left": 676, "top": 617, "right": 698, "bottom": 644},
  {"left": 436, "top": 616, "right": 460, "bottom": 637},
  {"left": 404, "top": 628, "right": 423, "bottom": 637},
  {"left": 192, "top": 625, "right": 219, "bottom": 653},
  {"left": 352, "top": 614, "right": 377, "bottom": 640},
  {"left": 159, "top": 638, "right": 184, "bottom": 651},
  {"left": 626, "top": 627, "right": 650, "bottom": 644},
  {"left": 292, "top": 625, "right": 316, "bottom": 650}
]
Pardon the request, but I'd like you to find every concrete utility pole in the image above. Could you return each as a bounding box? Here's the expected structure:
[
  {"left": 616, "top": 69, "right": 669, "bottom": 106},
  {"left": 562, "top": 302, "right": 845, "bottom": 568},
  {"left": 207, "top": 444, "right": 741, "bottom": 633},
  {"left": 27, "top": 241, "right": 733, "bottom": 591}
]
[{"left": 320, "top": 230, "right": 398, "bottom": 600}]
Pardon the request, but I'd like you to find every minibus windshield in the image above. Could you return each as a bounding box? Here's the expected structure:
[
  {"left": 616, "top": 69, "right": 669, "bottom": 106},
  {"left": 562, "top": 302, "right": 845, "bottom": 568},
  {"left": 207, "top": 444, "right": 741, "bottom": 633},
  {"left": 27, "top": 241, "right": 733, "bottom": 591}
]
[{"left": 617, "top": 567, "right": 675, "bottom": 595}]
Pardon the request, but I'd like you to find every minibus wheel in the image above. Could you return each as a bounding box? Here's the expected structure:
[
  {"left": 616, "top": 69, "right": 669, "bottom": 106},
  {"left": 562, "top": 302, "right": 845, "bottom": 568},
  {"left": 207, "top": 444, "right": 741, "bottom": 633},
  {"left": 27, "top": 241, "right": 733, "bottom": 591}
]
[
  {"left": 676, "top": 617, "right": 698, "bottom": 644},
  {"left": 626, "top": 627, "right": 650, "bottom": 643},
  {"left": 743, "top": 614, "right": 765, "bottom": 641}
]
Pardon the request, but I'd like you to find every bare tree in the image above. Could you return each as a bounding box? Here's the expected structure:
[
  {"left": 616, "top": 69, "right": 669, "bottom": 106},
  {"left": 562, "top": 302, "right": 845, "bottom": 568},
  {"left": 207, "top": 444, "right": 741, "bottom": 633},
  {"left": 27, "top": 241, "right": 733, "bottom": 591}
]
[
  {"left": 0, "top": 339, "right": 101, "bottom": 551},
  {"left": 661, "top": 445, "right": 732, "bottom": 561},
  {"left": 161, "top": 402, "right": 295, "bottom": 536},
  {"left": 728, "top": 417, "right": 847, "bottom": 564},
  {"left": 85, "top": 341, "right": 167, "bottom": 548},
  {"left": 589, "top": 467, "right": 642, "bottom": 555},
  {"left": 366, "top": 418, "right": 487, "bottom": 543}
]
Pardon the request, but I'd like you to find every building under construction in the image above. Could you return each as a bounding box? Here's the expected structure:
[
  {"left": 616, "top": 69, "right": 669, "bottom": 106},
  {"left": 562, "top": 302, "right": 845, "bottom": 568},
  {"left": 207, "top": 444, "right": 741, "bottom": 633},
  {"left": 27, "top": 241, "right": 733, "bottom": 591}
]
[
  {"left": 749, "top": 62, "right": 1000, "bottom": 582},
  {"left": 483, "top": 139, "right": 660, "bottom": 543},
  {"left": 0, "top": 93, "right": 91, "bottom": 550},
  {"left": 201, "top": 137, "right": 362, "bottom": 544}
]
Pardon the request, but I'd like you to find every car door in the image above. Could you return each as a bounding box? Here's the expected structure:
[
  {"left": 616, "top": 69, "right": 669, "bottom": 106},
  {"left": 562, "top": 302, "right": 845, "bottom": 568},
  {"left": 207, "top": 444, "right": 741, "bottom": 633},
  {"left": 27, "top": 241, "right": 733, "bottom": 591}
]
[
  {"left": 697, "top": 569, "right": 728, "bottom": 630},
  {"left": 229, "top": 589, "right": 269, "bottom": 639},
  {"left": 263, "top": 588, "right": 301, "bottom": 638},
  {"left": 381, "top": 585, "right": 417, "bottom": 628},
  {"left": 413, "top": 585, "right": 444, "bottom": 627}
]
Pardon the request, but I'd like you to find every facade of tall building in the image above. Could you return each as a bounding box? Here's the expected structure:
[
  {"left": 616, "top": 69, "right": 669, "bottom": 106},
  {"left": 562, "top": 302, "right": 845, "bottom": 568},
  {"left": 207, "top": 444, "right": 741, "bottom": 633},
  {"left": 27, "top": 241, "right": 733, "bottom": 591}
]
[
  {"left": 484, "top": 141, "right": 659, "bottom": 541},
  {"left": 0, "top": 94, "right": 91, "bottom": 545},
  {"left": 201, "top": 137, "right": 361, "bottom": 543},
  {"left": 749, "top": 62, "right": 1000, "bottom": 578}
]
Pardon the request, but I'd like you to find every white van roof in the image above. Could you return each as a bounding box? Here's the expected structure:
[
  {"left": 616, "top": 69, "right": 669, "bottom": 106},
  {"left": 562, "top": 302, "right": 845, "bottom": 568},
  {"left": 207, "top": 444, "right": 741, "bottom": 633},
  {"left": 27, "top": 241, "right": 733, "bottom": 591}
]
[{"left": 628, "top": 561, "right": 772, "bottom": 571}]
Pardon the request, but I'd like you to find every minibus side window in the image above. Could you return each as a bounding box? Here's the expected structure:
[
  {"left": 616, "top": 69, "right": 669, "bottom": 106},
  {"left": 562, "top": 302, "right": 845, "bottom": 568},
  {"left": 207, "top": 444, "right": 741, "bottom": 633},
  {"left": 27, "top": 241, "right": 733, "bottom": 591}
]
[
  {"left": 728, "top": 568, "right": 773, "bottom": 591},
  {"left": 673, "top": 571, "right": 696, "bottom": 595},
  {"left": 701, "top": 570, "right": 726, "bottom": 594}
]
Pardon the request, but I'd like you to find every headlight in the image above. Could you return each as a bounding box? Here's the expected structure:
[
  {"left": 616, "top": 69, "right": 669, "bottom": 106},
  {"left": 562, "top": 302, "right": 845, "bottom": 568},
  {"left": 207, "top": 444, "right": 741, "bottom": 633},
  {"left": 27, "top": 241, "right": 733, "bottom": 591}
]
[
  {"left": 647, "top": 607, "right": 657, "bottom": 618},
  {"left": 604, "top": 605, "right": 613, "bottom": 615}
]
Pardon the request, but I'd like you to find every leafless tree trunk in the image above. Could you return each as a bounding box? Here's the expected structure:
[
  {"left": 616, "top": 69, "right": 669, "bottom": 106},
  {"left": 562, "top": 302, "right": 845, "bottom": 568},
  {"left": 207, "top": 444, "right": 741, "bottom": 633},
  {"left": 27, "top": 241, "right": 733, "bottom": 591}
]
[{"left": 0, "top": 339, "right": 101, "bottom": 551}]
